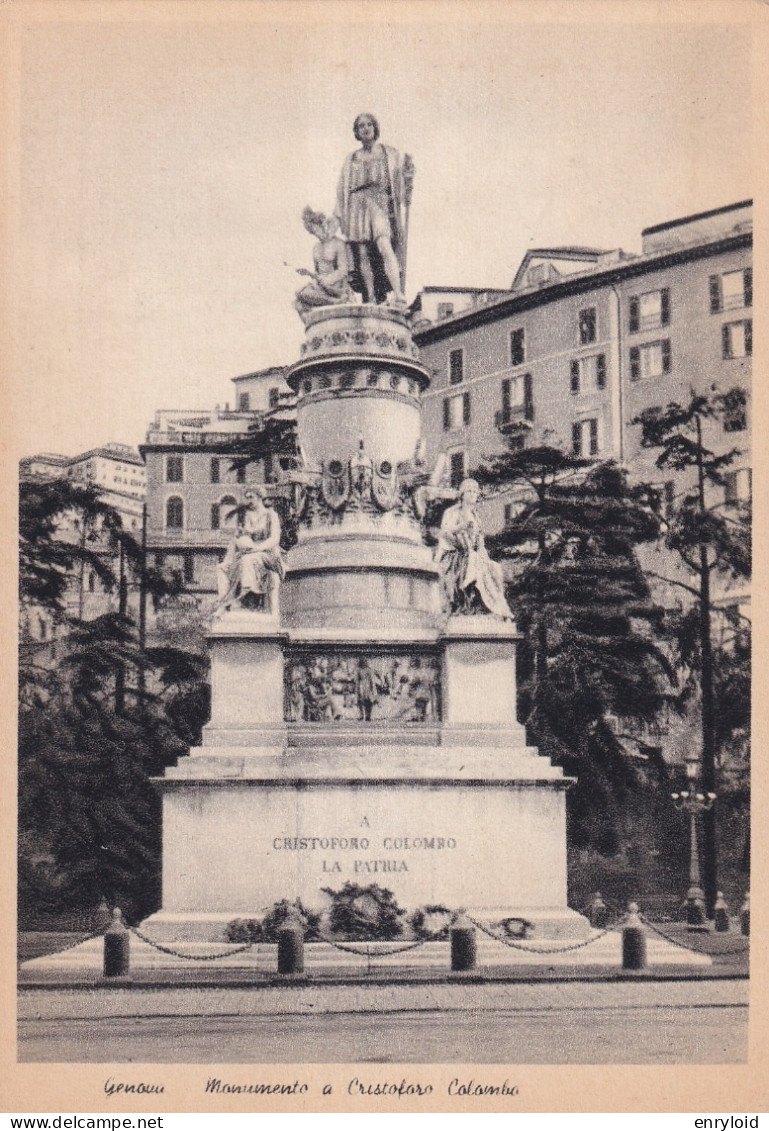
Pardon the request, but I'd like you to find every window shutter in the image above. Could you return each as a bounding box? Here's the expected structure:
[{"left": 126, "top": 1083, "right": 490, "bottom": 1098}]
[
  {"left": 596, "top": 354, "right": 606, "bottom": 389},
  {"left": 211, "top": 503, "right": 220, "bottom": 530},
  {"left": 722, "top": 324, "right": 731, "bottom": 359},
  {"left": 630, "top": 346, "right": 640, "bottom": 381},
  {"left": 463, "top": 391, "right": 471, "bottom": 425},
  {"left": 570, "top": 359, "right": 580, "bottom": 394},
  {"left": 629, "top": 297, "right": 640, "bottom": 333},
  {"left": 443, "top": 397, "right": 450, "bottom": 430},
  {"left": 589, "top": 419, "right": 599, "bottom": 455},
  {"left": 501, "top": 378, "right": 511, "bottom": 413},
  {"left": 660, "top": 288, "right": 670, "bottom": 326},
  {"left": 709, "top": 275, "right": 722, "bottom": 313},
  {"left": 744, "top": 268, "right": 752, "bottom": 308},
  {"left": 524, "top": 372, "right": 534, "bottom": 421},
  {"left": 661, "top": 339, "right": 671, "bottom": 374},
  {"left": 745, "top": 320, "right": 752, "bottom": 356},
  {"left": 571, "top": 422, "right": 582, "bottom": 456}
]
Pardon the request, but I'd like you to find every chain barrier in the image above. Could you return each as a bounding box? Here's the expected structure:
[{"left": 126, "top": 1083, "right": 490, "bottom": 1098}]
[
  {"left": 466, "top": 914, "right": 624, "bottom": 955},
  {"left": 128, "top": 926, "right": 258, "bottom": 962},
  {"left": 640, "top": 915, "right": 750, "bottom": 958},
  {"left": 316, "top": 933, "right": 439, "bottom": 958}
]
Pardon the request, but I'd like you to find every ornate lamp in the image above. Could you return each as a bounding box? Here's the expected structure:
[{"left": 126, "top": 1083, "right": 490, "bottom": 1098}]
[{"left": 671, "top": 754, "right": 716, "bottom": 930}]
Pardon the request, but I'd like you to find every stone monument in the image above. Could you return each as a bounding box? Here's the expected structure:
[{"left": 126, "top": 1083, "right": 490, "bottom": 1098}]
[{"left": 141, "top": 115, "right": 588, "bottom": 942}]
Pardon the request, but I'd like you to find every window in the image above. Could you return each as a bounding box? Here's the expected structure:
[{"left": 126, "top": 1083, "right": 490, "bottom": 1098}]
[
  {"left": 238, "top": 392, "right": 250, "bottom": 411},
  {"left": 629, "top": 340, "right": 671, "bottom": 381},
  {"left": 220, "top": 495, "right": 238, "bottom": 529},
  {"left": 510, "top": 328, "right": 525, "bottom": 367},
  {"left": 443, "top": 391, "right": 471, "bottom": 430},
  {"left": 448, "top": 348, "right": 464, "bottom": 385},
  {"left": 183, "top": 552, "right": 195, "bottom": 584},
  {"left": 571, "top": 418, "right": 599, "bottom": 458},
  {"left": 722, "top": 388, "right": 747, "bottom": 432},
  {"left": 210, "top": 458, "right": 220, "bottom": 484},
  {"left": 449, "top": 451, "right": 466, "bottom": 489},
  {"left": 210, "top": 502, "right": 220, "bottom": 530},
  {"left": 166, "top": 455, "right": 183, "bottom": 483},
  {"left": 629, "top": 288, "right": 670, "bottom": 332},
  {"left": 503, "top": 503, "right": 513, "bottom": 526},
  {"left": 724, "top": 469, "right": 752, "bottom": 504},
  {"left": 500, "top": 373, "right": 534, "bottom": 422},
  {"left": 570, "top": 354, "right": 606, "bottom": 393},
  {"left": 87, "top": 571, "right": 96, "bottom": 593},
  {"left": 268, "top": 387, "right": 281, "bottom": 409},
  {"left": 722, "top": 320, "right": 752, "bottom": 359},
  {"left": 579, "top": 308, "right": 597, "bottom": 344},
  {"left": 166, "top": 496, "right": 184, "bottom": 529},
  {"left": 236, "top": 466, "right": 247, "bottom": 484},
  {"left": 710, "top": 269, "right": 752, "bottom": 313},
  {"left": 437, "top": 302, "right": 454, "bottom": 319}
]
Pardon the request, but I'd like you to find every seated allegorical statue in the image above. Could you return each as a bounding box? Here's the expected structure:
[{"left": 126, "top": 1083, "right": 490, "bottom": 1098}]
[
  {"left": 294, "top": 208, "right": 353, "bottom": 320},
  {"left": 435, "top": 479, "right": 513, "bottom": 620},
  {"left": 215, "top": 487, "right": 285, "bottom": 613}
]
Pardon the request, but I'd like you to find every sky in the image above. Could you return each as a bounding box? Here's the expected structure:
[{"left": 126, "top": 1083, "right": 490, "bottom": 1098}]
[{"left": 5, "top": 0, "right": 756, "bottom": 460}]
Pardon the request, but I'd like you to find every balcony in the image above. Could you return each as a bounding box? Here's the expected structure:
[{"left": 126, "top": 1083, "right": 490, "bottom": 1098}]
[{"left": 494, "top": 405, "right": 533, "bottom": 433}]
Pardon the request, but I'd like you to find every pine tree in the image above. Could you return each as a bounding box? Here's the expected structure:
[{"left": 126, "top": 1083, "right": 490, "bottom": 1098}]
[
  {"left": 633, "top": 390, "right": 751, "bottom": 914},
  {"left": 475, "top": 445, "right": 675, "bottom": 855},
  {"left": 18, "top": 480, "right": 210, "bottom": 922}
]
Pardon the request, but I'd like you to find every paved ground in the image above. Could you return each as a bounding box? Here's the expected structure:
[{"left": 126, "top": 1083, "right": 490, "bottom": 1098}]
[{"left": 18, "top": 978, "right": 748, "bottom": 1064}]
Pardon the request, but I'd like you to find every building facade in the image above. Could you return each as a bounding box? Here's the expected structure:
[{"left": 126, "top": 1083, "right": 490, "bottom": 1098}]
[
  {"left": 140, "top": 367, "right": 293, "bottom": 604},
  {"left": 414, "top": 200, "right": 752, "bottom": 546}
]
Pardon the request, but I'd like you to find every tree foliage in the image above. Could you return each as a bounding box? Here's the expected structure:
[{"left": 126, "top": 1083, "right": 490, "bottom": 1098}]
[
  {"left": 18, "top": 479, "right": 209, "bottom": 923},
  {"left": 475, "top": 446, "right": 674, "bottom": 854},
  {"left": 633, "top": 389, "right": 751, "bottom": 911}
]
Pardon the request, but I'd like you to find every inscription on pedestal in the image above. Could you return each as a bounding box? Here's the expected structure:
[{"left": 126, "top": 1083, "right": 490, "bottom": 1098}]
[{"left": 272, "top": 829, "right": 458, "bottom": 881}]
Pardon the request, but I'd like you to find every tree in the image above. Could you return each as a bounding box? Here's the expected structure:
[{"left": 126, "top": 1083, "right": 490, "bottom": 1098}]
[
  {"left": 633, "top": 389, "right": 751, "bottom": 914},
  {"left": 18, "top": 611, "right": 209, "bottom": 921},
  {"left": 18, "top": 480, "right": 210, "bottom": 922},
  {"left": 475, "top": 445, "right": 675, "bottom": 856},
  {"left": 19, "top": 480, "right": 122, "bottom": 617}
]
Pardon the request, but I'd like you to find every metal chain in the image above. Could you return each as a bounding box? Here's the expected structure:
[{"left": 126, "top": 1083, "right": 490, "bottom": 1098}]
[
  {"left": 317, "top": 933, "right": 435, "bottom": 958},
  {"left": 640, "top": 915, "right": 750, "bottom": 957},
  {"left": 129, "top": 926, "right": 258, "bottom": 961},
  {"left": 467, "top": 914, "right": 623, "bottom": 954}
]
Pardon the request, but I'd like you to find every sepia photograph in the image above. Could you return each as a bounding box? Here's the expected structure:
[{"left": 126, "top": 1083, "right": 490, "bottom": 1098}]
[{"left": 4, "top": 0, "right": 765, "bottom": 1115}]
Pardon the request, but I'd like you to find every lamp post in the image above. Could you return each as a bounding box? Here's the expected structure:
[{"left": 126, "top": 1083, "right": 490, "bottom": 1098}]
[{"left": 671, "top": 754, "right": 716, "bottom": 930}]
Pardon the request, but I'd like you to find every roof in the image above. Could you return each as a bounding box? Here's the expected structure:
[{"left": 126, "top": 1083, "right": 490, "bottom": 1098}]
[
  {"left": 414, "top": 226, "right": 752, "bottom": 346},
  {"left": 642, "top": 199, "right": 753, "bottom": 237}
]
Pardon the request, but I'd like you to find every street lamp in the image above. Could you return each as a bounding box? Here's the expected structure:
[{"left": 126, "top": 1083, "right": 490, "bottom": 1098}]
[{"left": 671, "top": 754, "right": 716, "bottom": 930}]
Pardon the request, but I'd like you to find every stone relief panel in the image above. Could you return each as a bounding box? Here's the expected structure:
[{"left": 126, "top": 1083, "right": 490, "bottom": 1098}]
[{"left": 285, "top": 652, "right": 442, "bottom": 723}]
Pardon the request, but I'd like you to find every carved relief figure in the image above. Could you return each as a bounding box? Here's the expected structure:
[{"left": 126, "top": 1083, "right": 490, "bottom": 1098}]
[
  {"left": 335, "top": 113, "right": 414, "bottom": 305},
  {"left": 215, "top": 488, "right": 284, "bottom": 612},
  {"left": 436, "top": 479, "right": 513, "bottom": 620},
  {"left": 295, "top": 208, "right": 352, "bottom": 320}
]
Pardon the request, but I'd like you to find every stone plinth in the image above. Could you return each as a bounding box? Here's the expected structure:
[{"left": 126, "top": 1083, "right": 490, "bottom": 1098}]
[{"left": 146, "top": 302, "right": 589, "bottom": 945}]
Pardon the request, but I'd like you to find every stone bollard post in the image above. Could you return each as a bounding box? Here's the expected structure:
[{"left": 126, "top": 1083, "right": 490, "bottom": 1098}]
[
  {"left": 587, "top": 892, "right": 610, "bottom": 929},
  {"left": 103, "top": 908, "right": 130, "bottom": 978},
  {"left": 622, "top": 902, "right": 647, "bottom": 971},
  {"left": 713, "top": 891, "right": 730, "bottom": 933},
  {"left": 740, "top": 892, "right": 750, "bottom": 937},
  {"left": 450, "top": 913, "right": 477, "bottom": 972},
  {"left": 277, "top": 911, "right": 305, "bottom": 975}
]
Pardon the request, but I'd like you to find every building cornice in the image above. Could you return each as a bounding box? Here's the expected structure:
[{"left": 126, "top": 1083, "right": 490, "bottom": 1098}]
[{"left": 413, "top": 231, "right": 752, "bottom": 346}]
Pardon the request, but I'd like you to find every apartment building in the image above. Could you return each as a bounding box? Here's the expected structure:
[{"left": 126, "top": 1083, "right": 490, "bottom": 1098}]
[{"left": 413, "top": 200, "right": 752, "bottom": 540}]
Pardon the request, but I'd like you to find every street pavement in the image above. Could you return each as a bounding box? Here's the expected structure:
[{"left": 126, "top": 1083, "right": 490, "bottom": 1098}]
[{"left": 18, "top": 978, "right": 748, "bottom": 1064}]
